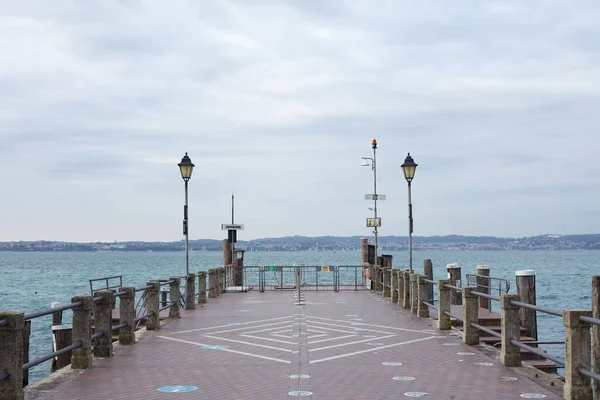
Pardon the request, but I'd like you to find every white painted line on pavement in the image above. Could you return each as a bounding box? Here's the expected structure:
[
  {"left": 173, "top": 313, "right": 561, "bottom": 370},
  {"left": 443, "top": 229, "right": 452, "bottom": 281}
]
[
  {"left": 310, "top": 334, "right": 396, "bottom": 352},
  {"left": 171, "top": 316, "right": 293, "bottom": 335},
  {"left": 158, "top": 336, "right": 290, "bottom": 364},
  {"left": 309, "top": 336, "right": 437, "bottom": 364},
  {"left": 202, "top": 334, "right": 291, "bottom": 353}
]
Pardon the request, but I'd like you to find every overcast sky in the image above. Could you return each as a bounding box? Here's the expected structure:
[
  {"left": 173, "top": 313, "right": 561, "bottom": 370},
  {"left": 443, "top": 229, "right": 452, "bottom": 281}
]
[{"left": 1, "top": 1, "right": 599, "bottom": 242}]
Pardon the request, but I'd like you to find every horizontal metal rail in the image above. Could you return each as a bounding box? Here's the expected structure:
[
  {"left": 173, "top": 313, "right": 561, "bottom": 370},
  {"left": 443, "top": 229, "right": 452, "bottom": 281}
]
[
  {"left": 24, "top": 301, "right": 83, "bottom": 321},
  {"left": 443, "top": 310, "right": 463, "bottom": 322},
  {"left": 423, "top": 279, "right": 437, "bottom": 285},
  {"left": 113, "top": 290, "right": 127, "bottom": 297},
  {"left": 159, "top": 280, "right": 175, "bottom": 286},
  {"left": 134, "top": 311, "right": 154, "bottom": 323},
  {"left": 470, "top": 290, "right": 500, "bottom": 302},
  {"left": 112, "top": 322, "right": 127, "bottom": 330},
  {"left": 578, "top": 367, "right": 600, "bottom": 382},
  {"left": 23, "top": 341, "right": 82, "bottom": 371},
  {"left": 0, "top": 319, "right": 6, "bottom": 327},
  {"left": 0, "top": 370, "right": 8, "bottom": 381},
  {"left": 135, "top": 285, "right": 153, "bottom": 292},
  {"left": 509, "top": 300, "right": 562, "bottom": 317},
  {"left": 91, "top": 330, "right": 104, "bottom": 340},
  {"left": 579, "top": 315, "right": 600, "bottom": 326},
  {"left": 159, "top": 303, "right": 173, "bottom": 312},
  {"left": 509, "top": 339, "right": 565, "bottom": 366},
  {"left": 465, "top": 273, "right": 510, "bottom": 294},
  {"left": 471, "top": 322, "right": 501, "bottom": 338},
  {"left": 92, "top": 295, "right": 105, "bottom": 304},
  {"left": 422, "top": 301, "right": 437, "bottom": 311},
  {"left": 443, "top": 283, "right": 461, "bottom": 291}
]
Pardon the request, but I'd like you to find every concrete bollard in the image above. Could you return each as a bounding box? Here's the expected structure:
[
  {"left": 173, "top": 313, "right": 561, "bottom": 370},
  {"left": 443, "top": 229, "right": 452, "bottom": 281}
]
[
  {"left": 145, "top": 281, "right": 160, "bottom": 331},
  {"left": 462, "top": 287, "right": 479, "bottom": 345},
  {"left": 92, "top": 290, "right": 113, "bottom": 358},
  {"left": 447, "top": 263, "right": 462, "bottom": 305},
  {"left": 397, "top": 269, "right": 404, "bottom": 307},
  {"left": 218, "top": 267, "right": 226, "bottom": 293},
  {"left": 71, "top": 295, "right": 93, "bottom": 369},
  {"left": 563, "top": 310, "right": 593, "bottom": 400},
  {"left": 0, "top": 312, "right": 24, "bottom": 400},
  {"left": 437, "top": 280, "right": 451, "bottom": 330},
  {"left": 500, "top": 294, "right": 521, "bottom": 367},
  {"left": 391, "top": 269, "right": 399, "bottom": 303},
  {"left": 197, "top": 271, "right": 207, "bottom": 304},
  {"left": 476, "top": 265, "right": 490, "bottom": 310},
  {"left": 373, "top": 267, "right": 381, "bottom": 293},
  {"left": 118, "top": 287, "right": 135, "bottom": 345},
  {"left": 360, "top": 238, "right": 369, "bottom": 266},
  {"left": 423, "top": 259, "right": 434, "bottom": 306},
  {"left": 222, "top": 239, "right": 232, "bottom": 266},
  {"left": 410, "top": 274, "right": 418, "bottom": 314},
  {"left": 402, "top": 271, "right": 411, "bottom": 309},
  {"left": 208, "top": 269, "right": 217, "bottom": 298},
  {"left": 592, "top": 276, "right": 599, "bottom": 398},
  {"left": 185, "top": 273, "right": 196, "bottom": 310},
  {"left": 383, "top": 269, "right": 391, "bottom": 298},
  {"left": 417, "top": 275, "right": 429, "bottom": 318},
  {"left": 168, "top": 277, "right": 181, "bottom": 318},
  {"left": 516, "top": 270, "right": 538, "bottom": 341}
]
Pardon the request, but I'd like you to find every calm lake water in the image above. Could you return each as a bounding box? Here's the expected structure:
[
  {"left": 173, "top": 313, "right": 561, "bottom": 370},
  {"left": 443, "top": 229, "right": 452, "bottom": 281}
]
[{"left": 1, "top": 249, "right": 598, "bottom": 382}]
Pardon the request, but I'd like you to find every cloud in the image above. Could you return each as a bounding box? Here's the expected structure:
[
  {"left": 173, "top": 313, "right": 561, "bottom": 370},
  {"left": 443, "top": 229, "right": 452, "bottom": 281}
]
[{"left": 0, "top": 0, "right": 599, "bottom": 241}]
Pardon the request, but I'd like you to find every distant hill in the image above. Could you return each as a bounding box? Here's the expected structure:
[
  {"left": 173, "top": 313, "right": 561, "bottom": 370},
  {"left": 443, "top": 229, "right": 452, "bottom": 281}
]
[{"left": 1, "top": 234, "right": 599, "bottom": 251}]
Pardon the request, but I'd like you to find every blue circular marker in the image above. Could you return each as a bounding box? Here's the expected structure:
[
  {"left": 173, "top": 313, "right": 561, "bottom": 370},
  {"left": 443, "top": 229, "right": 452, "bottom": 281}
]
[{"left": 157, "top": 385, "right": 198, "bottom": 393}]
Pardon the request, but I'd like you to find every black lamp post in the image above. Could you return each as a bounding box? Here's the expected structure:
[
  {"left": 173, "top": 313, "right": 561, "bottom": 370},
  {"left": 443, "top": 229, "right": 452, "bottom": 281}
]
[
  {"left": 362, "top": 139, "right": 379, "bottom": 268},
  {"left": 178, "top": 153, "right": 195, "bottom": 276},
  {"left": 401, "top": 153, "right": 417, "bottom": 274}
]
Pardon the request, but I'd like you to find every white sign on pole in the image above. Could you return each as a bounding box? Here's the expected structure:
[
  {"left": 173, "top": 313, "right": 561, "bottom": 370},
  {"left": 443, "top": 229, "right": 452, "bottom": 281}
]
[
  {"left": 365, "top": 194, "right": 386, "bottom": 200},
  {"left": 221, "top": 224, "right": 244, "bottom": 230},
  {"left": 366, "top": 217, "right": 381, "bottom": 227}
]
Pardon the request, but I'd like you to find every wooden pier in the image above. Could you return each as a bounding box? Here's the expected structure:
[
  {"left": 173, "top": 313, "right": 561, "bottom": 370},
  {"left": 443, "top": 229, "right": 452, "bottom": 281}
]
[{"left": 23, "top": 290, "right": 563, "bottom": 400}]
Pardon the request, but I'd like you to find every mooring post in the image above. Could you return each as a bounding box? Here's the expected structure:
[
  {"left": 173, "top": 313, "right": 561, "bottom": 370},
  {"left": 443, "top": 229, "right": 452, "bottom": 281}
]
[
  {"left": 71, "top": 295, "right": 93, "bottom": 369},
  {"left": 185, "top": 273, "right": 196, "bottom": 310},
  {"left": 516, "top": 269, "right": 538, "bottom": 340},
  {"left": 118, "top": 286, "right": 135, "bottom": 345},
  {"left": 360, "top": 238, "right": 369, "bottom": 287},
  {"left": 417, "top": 275, "right": 429, "bottom": 318},
  {"left": 563, "top": 310, "right": 593, "bottom": 400},
  {"left": 476, "top": 265, "right": 490, "bottom": 310},
  {"left": 391, "top": 269, "right": 399, "bottom": 303},
  {"left": 402, "top": 271, "right": 411, "bottom": 309},
  {"left": 423, "top": 259, "right": 433, "bottom": 306},
  {"left": 208, "top": 269, "right": 217, "bottom": 298},
  {"left": 197, "top": 271, "right": 207, "bottom": 304},
  {"left": 500, "top": 294, "right": 521, "bottom": 367},
  {"left": 410, "top": 274, "right": 418, "bottom": 314},
  {"left": 222, "top": 239, "right": 232, "bottom": 266},
  {"left": 145, "top": 281, "right": 160, "bottom": 331},
  {"left": 592, "top": 276, "right": 599, "bottom": 399},
  {"left": 437, "top": 280, "right": 451, "bottom": 330},
  {"left": 0, "top": 312, "right": 24, "bottom": 400},
  {"left": 168, "top": 277, "right": 181, "bottom": 318},
  {"left": 447, "top": 263, "right": 462, "bottom": 305},
  {"left": 462, "top": 287, "right": 479, "bottom": 345},
  {"left": 22, "top": 320, "right": 30, "bottom": 387},
  {"left": 92, "top": 290, "right": 113, "bottom": 358},
  {"left": 397, "top": 269, "right": 404, "bottom": 307},
  {"left": 50, "top": 301, "right": 71, "bottom": 373}
]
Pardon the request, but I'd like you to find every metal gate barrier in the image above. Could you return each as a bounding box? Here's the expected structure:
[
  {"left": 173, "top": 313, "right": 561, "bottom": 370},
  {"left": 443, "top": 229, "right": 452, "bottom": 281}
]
[{"left": 229, "top": 265, "right": 366, "bottom": 292}]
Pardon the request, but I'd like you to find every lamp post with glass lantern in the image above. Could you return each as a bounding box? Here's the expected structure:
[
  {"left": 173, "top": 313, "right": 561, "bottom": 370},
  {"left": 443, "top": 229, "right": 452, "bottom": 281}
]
[
  {"left": 178, "top": 152, "right": 195, "bottom": 276},
  {"left": 401, "top": 153, "right": 417, "bottom": 274}
]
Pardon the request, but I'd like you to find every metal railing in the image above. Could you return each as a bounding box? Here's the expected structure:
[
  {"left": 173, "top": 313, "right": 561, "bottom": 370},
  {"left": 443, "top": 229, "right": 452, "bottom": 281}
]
[
  {"left": 241, "top": 265, "right": 365, "bottom": 292},
  {"left": 89, "top": 275, "right": 123, "bottom": 297}
]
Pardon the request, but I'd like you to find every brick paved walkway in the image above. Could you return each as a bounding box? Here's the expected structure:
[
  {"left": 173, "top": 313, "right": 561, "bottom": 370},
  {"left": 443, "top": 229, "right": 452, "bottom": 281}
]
[{"left": 27, "top": 291, "right": 562, "bottom": 400}]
